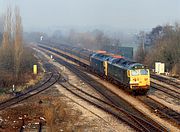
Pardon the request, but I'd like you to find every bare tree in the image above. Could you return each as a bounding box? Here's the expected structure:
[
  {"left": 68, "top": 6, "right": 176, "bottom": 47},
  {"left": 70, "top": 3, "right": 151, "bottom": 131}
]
[
  {"left": 135, "top": 43, "right": 146, "bottom": 63},
  {"left": 0, "top": 16, "right": 3, "bottom": 33},
  {"left": 0, "top": 7, "right": 14, "bottom": 73},
  {"left": 14, "top": 7, "right": 23, "bottom": 78},
  {"left": 0, "top": 6, "right": 39, "bottom": 87},
  {"left": 0, "top": 7, "right": 23, "bottom": 78},
  {"left": 1, "top": 7, "right": 12, "bottom": 49}
]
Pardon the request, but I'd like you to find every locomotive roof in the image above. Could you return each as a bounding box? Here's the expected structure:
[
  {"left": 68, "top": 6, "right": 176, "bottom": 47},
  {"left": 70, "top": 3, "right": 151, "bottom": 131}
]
[
  {"left": 91, "top": 53, "right": 114, "bottom": 61},
  {"left": 109, "top": 58, "right": 144, "bottom": 69}
]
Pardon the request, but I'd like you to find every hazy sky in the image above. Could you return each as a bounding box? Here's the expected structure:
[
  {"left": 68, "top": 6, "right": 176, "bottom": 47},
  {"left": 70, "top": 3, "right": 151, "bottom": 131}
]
[{"left": 0, "top": 0, "right": 180, "bottom": 31}]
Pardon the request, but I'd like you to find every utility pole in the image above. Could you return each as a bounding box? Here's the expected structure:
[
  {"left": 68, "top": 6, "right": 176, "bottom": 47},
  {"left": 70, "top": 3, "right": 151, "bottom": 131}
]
[
  {"left": 140, "top": 31, "right": 145, "bottom": 54},
  {"left": 142, "top": 32, "right": 145, "bottom": 53}
]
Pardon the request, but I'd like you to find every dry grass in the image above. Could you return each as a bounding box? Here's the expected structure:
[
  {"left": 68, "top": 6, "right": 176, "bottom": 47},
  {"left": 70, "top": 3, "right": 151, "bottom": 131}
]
[
  {"left": 0, "top": 87, "right": 98, "bottom": 131},
  {"left": 25, "top": 72, "right": 44, "bottom": 87},
  {"left": 0, "top": 63, "right": 44, "bottom": 95},
  {"left": 44, "top": 107, "right": 54, "bottom": 132},
  {"left": 39, "top": 88, "right": 87, "bottom": 131}
]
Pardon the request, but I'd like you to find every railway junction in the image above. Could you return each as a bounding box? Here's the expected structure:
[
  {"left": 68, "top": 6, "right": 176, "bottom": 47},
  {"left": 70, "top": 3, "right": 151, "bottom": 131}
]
[{"left": 0, "top": 43, "right": 179, "bottom": 131}]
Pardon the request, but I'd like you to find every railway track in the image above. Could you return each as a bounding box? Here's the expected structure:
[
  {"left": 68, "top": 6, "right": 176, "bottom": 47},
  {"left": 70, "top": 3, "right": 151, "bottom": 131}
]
[
  {"left": 150, "top": 82, "right": 180, "bottom": 100},
  {"left": 0, "top": 60, "right": 60, "bottom": 130},
  {"left": 39, "top": 47, "right": 168, "bottom": 132},
  {"left": 0, "top": 62, "right": 60, "bottom": 111},
  {"left": 69, "top": 56, "right": 180, "bottom": 126},
  {"left": 59, "top": 79, "right": 165, "bottom": 132},
  {"left": 151, "top": 73, "right": 180, "bottom": 89},
  {"left": 138, "top": 96, "right": 180, "bottom": 126},
  {"left": 0, "top": 72, "right": 59, "bottom": 111}
]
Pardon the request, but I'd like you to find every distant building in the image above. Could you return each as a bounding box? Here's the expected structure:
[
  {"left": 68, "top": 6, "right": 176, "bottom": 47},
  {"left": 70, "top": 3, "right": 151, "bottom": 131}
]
[{"left": 103, "top": 45, "right": 133, "bottom": 59}]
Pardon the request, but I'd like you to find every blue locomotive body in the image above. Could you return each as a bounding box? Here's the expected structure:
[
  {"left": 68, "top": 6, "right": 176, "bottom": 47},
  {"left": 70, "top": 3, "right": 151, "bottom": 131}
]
[{"left": 90, "top": 53, "right": 150, "bottom": 92}]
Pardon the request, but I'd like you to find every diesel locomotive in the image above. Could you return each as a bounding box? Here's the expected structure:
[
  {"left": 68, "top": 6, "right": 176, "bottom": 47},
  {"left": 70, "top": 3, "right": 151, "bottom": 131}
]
[{"left": 90, "top": 52, "right": 150, "bottom": 93}]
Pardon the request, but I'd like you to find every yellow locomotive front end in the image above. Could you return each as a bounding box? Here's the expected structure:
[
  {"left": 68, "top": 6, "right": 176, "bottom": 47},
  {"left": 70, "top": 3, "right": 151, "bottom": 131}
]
[{"left": 128, "top": 69, "right": 150, "bottom": 91}]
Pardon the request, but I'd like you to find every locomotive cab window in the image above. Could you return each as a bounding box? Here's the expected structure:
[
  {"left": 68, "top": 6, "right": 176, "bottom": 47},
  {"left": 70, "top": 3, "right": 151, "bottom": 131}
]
[
  {"left": 131, "top": 70, "right": 139, "bottom": 76},
  {"left": 140, "top": 69, "right": 148, "bottom": 75}
]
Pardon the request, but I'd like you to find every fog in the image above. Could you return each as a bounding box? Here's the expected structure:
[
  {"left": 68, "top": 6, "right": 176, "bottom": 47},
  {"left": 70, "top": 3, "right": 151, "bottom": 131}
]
[{"left": 0, "top": 0, "right": 179, "bottom": 32}]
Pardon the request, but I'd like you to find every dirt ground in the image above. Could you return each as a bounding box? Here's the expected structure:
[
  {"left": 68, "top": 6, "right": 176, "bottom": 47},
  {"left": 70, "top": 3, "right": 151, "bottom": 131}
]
[{"left": 0, "top": 84, "right": 135, "bottom": 132}]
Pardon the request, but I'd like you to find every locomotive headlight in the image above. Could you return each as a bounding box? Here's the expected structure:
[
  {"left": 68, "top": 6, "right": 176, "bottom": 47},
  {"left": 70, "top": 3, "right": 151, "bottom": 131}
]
[
  {"left": 144, "top": 78, "right": 148, "bottom": 81},
  {"left": 133, "top": 78, "right": 137, "bottom": 81}
]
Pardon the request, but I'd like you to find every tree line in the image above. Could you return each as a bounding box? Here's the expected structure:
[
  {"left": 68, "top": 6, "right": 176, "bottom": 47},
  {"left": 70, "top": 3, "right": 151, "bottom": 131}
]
[
  {"left": 135, "top": 24, "right": 180, "bottom": 76},
  {"left": 50, "top": 29, "right": 122, "bottom": 50}
]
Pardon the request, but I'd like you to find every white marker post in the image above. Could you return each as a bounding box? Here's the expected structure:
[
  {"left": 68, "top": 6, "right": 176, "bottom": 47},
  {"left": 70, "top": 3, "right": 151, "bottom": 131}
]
[
  {"left": 50, "top": 55, "right": 53, "bottom": 59},
  {"left": 12, "top": 84, "right": 15, "bottom": 92},
  {"left": 40, "top": 36, "right": 43, "bottom": 41},
  {"left": 155, "top": 62, "right": 165, "bottom": 74}
]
